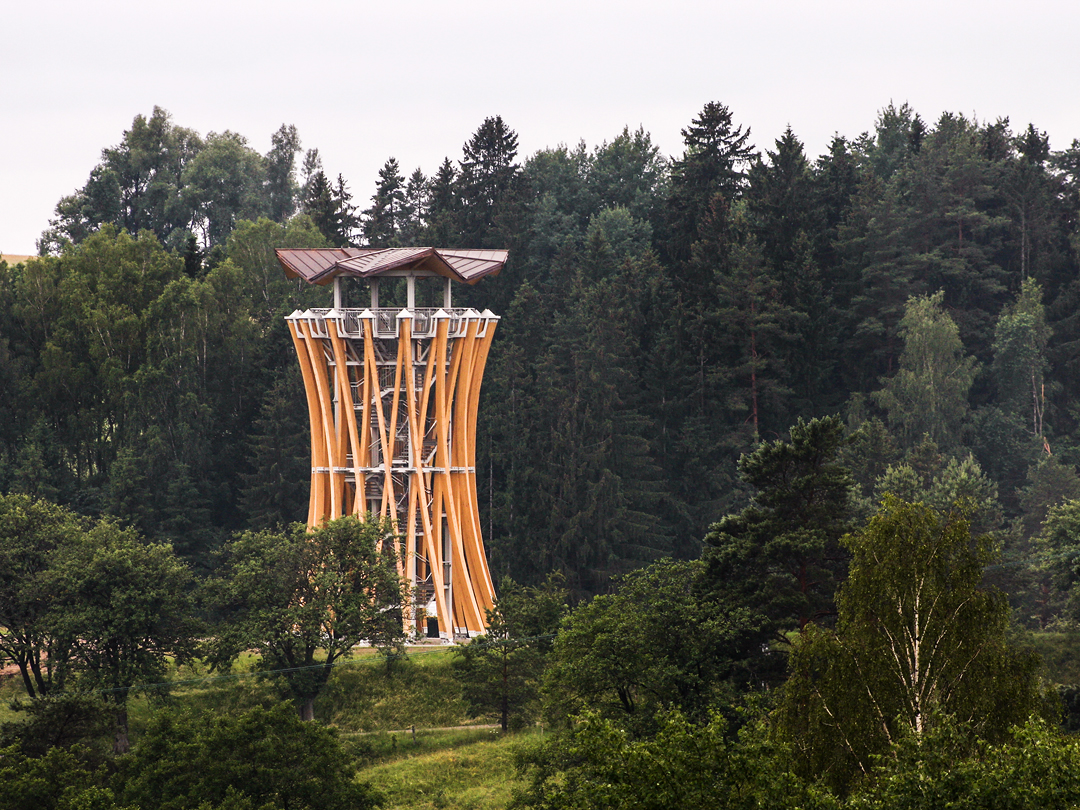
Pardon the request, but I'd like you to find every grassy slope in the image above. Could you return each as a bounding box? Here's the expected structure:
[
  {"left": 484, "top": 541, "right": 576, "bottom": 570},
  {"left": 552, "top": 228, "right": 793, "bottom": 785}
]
[{"left": 360, "top": 728, "right": 536, "bottom": 810}]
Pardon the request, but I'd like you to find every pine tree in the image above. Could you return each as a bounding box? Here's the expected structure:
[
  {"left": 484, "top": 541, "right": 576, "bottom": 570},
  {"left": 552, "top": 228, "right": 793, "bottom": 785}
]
[
  {"left": 398, "top": 167, "right": 428, "bottom": 244},
  {"left": 303, "top": 170, "right": 337, "bottom": 242},
  {"left": 701, "top": 415, "right": 853, "bottom": 644},
  {"left": 239, "top": 371, "right": 310, "bottom": 530},
  {"left": 303, "top": 171, "right": 356, "bottom": 247}
]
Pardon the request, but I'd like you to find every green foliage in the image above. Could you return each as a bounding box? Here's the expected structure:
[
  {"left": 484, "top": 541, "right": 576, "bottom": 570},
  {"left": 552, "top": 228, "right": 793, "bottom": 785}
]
[
  {"left": 874, "top": 444, "right": 1004, "bottom": 535},
  {"left": 702, "top": 415, "right": 853, "bottom": 641},
  {"left": 1041, "top": 497, "right": 1080, "bottom": 620},
  {"left": 542, "top": 559, "right": 757, "bottom": 733},
  {"left": 224, "top": 214, "right": 327, "bottom": 322},
  {"left": 0, "top": 743, "right": 129, "bottom": 810},
  {"left": 0, "top": 692, "right": 114, "bottom": 760},
  {"left": 205, "top": 516, "right": 406, "bottom": 719},
  {"left": 482, "top": 262, "right": 672, "bottom": 596},
  {"left": 457, "top": 115, "right": 523, "bottom": 250},
  {"left": 0, "top": 493, "right": 200, "bottom": 752},
  {"left": 873, "top": 291, "right": 978, "bottom": 450},
  {"left": 40, "top": 106, "right": 201, "bottom": 252},
  {"left": 848, "top": 717, "right": 1080, "bottom": 810},
  {"left": 452, "top": 575, "right": 567, "bottom": 731},
  {"left": 42, "top": 519, "right": 199, "bottom": 751},
  {"left": 666, "top": 101, "right": 756, "bottom": 266},
  {"left": 1019, "top": 455, "right": 1080, "bottom": 541},
  {"left": 511, "top": 710, "right": 833, "bottom": 810},
  {"left": 237, "top": 368, "right": 310, "bottom": 530},
  {"left": 993, "top": 278, "right": 1051, "bottom": 435},
  {"left": 363, "top": 157, "right": 407, "bottom": 247},
  {"left": 303, "top": 170, "right": 358, "bottom": 247},
  {"left": 777, "top": 496, "right": 1048, "bottom": 793},
  {"left": 265, "top": 124, "right": 301, "bottom": 223},
  {"left": 119, "top": 704, "right": 379, "bottom": 810},
  {"left": 843, "top": 414, "right": 900, "bottom": 506},
  {"left": 0, "top": 493, "right": 83, "bottom": 697},
  {"left": 181, "top": 130, "right": 268, "bottom": 249}
]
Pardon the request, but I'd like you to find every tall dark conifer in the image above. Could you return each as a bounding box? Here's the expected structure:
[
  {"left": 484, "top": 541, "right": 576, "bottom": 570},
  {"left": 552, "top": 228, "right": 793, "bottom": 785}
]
[
  {"left": 458, "top": 116, "right": 522, "bottom": 249},
  {"left": 425, "top": 158, "right": 460, "bottom": 246},
  {"left": 363, "top": 158, "right": 406, "bottom": 247},
  {"left": 665, "top": 101, "right": 755, "bottom": 269}
]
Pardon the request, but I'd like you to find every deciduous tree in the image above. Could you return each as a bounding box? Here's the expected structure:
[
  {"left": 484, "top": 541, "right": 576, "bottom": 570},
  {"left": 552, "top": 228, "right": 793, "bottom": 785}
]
[
  {"left": 452, "top": 574, "right": 567, "bottom": 731},
  {"left": 42, "top": 520, "right": 199, "bottom": 753},
  {"left": 0, "top": 493, "right": 81, "bottom": 698},
  {"left": 873, "top": 291, "right": 977, "bottom": 451},
  {"left": 777, "top": 496, "right": 1046, "bottom": 793},
  {"left": 542, "top": 559, "right": 759, "bottom": 734},
  {"left": 120, "top": 704, "right": 380, "bottom": 810},
  {"left": 206, "top": 516, "right": 406, "bottom": 721}
]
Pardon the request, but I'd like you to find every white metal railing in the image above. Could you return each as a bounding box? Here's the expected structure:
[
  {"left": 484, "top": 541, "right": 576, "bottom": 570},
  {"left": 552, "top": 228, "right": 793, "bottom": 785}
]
[{"left": 290, "top": 308, "right": 495, "bottom": 339}]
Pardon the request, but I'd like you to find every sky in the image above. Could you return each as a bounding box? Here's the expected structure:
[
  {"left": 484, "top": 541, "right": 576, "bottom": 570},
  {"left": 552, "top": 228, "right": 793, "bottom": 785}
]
[{"left": 3, "top": 0, "right": 1078, "bottom": 256}]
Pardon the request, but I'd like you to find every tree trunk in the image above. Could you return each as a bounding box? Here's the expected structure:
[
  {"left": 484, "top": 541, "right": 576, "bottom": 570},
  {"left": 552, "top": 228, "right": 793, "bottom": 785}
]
[
  {"left": 114, "top": 704, "right": 130, "bottom": 754},
  {"left": 299, "top": 697, "right": 316, "bottom": 722},
  {"left": 500, "top": 652, "right": 509, "bottom": 732},
  {"left": 17, "top": 657, "right": 38, "bottom": 699}
]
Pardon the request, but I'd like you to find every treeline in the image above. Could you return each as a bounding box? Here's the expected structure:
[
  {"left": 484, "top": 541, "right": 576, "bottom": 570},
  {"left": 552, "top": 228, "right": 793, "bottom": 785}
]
[{"left": 4, "top": 101, "right": 1080, "bottom": 603}]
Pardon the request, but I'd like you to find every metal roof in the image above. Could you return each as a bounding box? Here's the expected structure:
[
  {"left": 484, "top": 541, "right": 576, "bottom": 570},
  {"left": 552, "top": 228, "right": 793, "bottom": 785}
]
[{"left": 275, "top": 247, "right": 507, "bottom": 285}]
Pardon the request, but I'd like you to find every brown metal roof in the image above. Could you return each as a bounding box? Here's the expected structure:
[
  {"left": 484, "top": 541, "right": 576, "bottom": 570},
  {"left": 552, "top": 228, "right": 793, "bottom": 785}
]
[{"left": 276, "top": 247, "right": 507, "bottom": 286}]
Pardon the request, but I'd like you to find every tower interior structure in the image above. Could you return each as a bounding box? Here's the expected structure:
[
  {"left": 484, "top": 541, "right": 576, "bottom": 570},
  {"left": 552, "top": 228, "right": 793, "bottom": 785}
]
[{"left": 275, "top": 247, "right": 507, "bottom": 639}]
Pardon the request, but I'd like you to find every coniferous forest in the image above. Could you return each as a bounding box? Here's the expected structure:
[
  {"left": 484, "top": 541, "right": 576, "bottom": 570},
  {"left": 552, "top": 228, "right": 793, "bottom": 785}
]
[{"left": 6, "top": 101, "right": 1080, "bottom": 808}]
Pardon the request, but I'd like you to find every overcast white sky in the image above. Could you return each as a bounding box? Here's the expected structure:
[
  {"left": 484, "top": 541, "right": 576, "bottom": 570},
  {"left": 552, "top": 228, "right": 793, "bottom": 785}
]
[{"left": 3, "top": 0, "right": 1078, "bottom": 255}]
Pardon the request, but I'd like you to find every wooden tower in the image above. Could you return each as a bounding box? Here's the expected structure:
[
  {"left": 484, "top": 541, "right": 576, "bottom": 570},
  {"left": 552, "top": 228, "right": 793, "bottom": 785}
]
[{"left": 275, "top": 247, "right": 506, "bottom": 639}]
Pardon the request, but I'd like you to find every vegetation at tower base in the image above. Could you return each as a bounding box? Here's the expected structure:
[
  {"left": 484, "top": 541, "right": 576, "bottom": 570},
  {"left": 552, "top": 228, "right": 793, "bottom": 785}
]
[
  {"left": 452, "top": 574, "right": 567, "bottom": 732},
  {"left": 775, "top": 496, "right": 1049, "bottom": 794},
  {"left": 204, "top": 516, "right": 406, "bottom": 721}
]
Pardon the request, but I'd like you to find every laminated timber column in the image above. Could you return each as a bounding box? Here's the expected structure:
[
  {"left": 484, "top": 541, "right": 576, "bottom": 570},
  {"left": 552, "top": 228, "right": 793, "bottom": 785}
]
[{"left": 283, "top": 300, "right": 500, "bottom": 639}]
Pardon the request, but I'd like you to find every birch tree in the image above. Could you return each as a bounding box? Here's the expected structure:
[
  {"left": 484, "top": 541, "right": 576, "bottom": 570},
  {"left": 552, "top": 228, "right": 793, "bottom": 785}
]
[
  {"left": 776, "top": 496, "right": 1046, "bottom": 793},
  {"left": 873, "top": 291, "right": 977, "bottom": 451}
]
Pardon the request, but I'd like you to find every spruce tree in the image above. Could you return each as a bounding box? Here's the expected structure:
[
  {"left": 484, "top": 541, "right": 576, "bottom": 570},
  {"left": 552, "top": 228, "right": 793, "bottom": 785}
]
[{"left": 362, "top": 157, "right": 405, "bottom": 247}]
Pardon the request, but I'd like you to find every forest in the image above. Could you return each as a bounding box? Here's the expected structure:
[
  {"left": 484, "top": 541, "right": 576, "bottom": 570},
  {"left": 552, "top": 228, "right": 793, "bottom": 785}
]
[{"left": 5, "top": 100, "right": 1080, "bottom": 807}]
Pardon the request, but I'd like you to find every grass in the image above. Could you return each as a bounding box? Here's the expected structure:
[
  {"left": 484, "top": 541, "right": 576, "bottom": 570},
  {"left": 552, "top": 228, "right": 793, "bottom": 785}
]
[
  {"left": 360, "top": 727, "right": 538, "bottom": 810},
  {"left": 317, "top": 646, "right": 480, "bottom": 731},
  {"left": 0, "top": 665, "right": 26, "bottom": 723},
  {"left": 0, "top": 644, "right": 486, "bottom": 741}
]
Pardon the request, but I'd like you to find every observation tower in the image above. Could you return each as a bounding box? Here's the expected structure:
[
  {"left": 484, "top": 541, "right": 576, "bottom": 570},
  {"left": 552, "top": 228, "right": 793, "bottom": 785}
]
[{"left": 275, "top": 247, "right": 506, "bottom": 639}]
